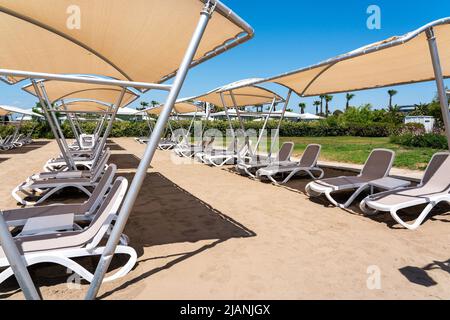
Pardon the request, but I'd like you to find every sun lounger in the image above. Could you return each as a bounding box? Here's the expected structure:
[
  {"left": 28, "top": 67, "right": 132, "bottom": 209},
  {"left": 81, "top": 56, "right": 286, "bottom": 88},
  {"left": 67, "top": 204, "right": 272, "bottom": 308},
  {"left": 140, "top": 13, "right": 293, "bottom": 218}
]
[
  {"left": 32, "top": 149, "right": 110, "bottom": 182},
  {"left": 255, "top": 144, "right": 322, "bottom": 183},
  {"left": 4, "top": 164, "right": 116, "bottom": 227},
  {"left": 0, "top": 177, "right": 137, "bottom": 285},
  {"left": 44, "top": 146, "right": 109, "bottom": 172},
  {"left": 360, "top": 152, "right": 450, "bottom": 230},
  {"left": 175, "top": 138, "right": 215, "bottom": 158},
  {"left": 12, "top": 156, "right": 112, "bottom": 206},
  {"left": 195, "top": 139, "right": 237, "bottom": 164},
  {"left": 237, "top": 142, "right": 295, "bottom": 178},
  {"left": 204, "top": 140, "right": 251, "bottom": 167},
  {"left": 305, "top": 149, "right": 395, "bottom": 208}
]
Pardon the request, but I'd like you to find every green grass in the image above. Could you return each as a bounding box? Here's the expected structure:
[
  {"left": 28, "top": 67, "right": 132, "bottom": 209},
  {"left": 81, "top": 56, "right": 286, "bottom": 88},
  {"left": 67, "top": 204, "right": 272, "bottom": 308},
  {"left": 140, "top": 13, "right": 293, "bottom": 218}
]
[{"left": 270, "top": 137, "right": 443, "bottom": 171}]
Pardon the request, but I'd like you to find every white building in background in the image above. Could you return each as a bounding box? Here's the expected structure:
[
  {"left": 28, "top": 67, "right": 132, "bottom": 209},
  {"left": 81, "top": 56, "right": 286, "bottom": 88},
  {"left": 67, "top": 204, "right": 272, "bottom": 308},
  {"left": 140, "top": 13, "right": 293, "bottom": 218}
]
[{"left": 404, "top": 116, "right": 435, "bottom": 133}]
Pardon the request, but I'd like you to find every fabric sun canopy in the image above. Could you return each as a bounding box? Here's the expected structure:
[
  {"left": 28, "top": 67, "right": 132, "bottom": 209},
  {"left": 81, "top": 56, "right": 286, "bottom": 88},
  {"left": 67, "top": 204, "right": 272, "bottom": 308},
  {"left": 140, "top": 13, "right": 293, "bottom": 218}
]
[
  {"left": 143, "top": 102, "right": 199, "bottom": 115},
  {"left": 0, "top": 0, "right": 253, "bottom": 85},
  {"left": 0, "top": 105, "right": 42, "bottom": 117},
  {"left": 187, "top": 78, "right": 284, "bottom": 107},
  {"left": 22, "top": 79, "right": 139, "bottom": 107},
  {"left": 57, "top": 100, "right": 111, "bottom": 113},
  {"left": 261, "top": 18, "right": 450, "bottom": 96}
]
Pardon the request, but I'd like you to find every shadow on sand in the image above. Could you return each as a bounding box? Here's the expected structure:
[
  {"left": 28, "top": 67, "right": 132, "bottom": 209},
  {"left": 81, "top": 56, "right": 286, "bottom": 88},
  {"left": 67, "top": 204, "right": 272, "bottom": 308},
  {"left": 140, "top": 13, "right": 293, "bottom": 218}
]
[
  {"left": 0, "top": 141, "right": 51, "bottom": 155},
  {"left": 109, "top": 154, "right": 142, "bottom": 170},
  {"left": 0, "top": 171, "right": 255, "bottom": 299},
  {"left": 399, "top": 258, "right": 450, "bottom": 287}
]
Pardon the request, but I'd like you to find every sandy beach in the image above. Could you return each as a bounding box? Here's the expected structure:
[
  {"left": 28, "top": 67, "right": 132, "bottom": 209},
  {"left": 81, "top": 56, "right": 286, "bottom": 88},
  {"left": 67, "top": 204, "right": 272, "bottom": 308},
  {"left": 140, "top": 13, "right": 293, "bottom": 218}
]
[{"left": 1, "top": 138, "right": 450, "bottom": 300}]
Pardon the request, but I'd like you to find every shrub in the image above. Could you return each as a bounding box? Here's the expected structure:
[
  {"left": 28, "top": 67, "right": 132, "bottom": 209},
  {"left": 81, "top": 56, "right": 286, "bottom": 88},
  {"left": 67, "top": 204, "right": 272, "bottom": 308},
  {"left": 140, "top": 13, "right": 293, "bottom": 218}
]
[
  {"left": 5, "top": 119, "right": 402, "bottom": 140},
  {"left": 390, "top": 133, "right": 448, "bottom": 149}
]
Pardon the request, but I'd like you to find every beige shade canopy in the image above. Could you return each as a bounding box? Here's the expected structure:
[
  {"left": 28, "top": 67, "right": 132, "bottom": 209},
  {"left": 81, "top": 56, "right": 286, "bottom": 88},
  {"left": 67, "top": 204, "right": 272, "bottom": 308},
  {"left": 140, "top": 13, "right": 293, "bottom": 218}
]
[
  {"left": 58, "top": 100, "right": 111, "bottom": 113},
  {"left": 0, "top": 0, "right": 253, "bottom": 85},
  {"left": 187, "top": 78, "right": 284, "bottom": 107},
  {"left": 143, "top": 102, "right": 199, "bottom": 115},
  {"left": 0, "top": 105, "right": 43, "bottom": 117},
  {"left": 261, "top": 18, "right": 450, "bottom": 96},
  {"left": 22, "top": 79, "right": 139, "bottom": 107}
]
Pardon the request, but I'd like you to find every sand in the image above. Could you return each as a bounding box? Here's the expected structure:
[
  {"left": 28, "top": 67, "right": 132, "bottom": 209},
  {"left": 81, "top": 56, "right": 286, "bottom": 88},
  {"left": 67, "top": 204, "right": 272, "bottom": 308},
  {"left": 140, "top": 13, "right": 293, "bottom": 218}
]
[{"left": 1, "top": 138, "right": 450, "bottom": 300}]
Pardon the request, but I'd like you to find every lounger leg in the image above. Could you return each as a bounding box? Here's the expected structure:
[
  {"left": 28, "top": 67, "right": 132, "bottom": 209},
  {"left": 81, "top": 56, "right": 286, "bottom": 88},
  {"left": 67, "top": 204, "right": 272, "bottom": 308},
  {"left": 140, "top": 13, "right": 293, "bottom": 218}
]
[
  {"left": 305, "top": 183, "right": 322, "bottom": 197},
  {"left": 341, "top": 185, "right": 370, "bottom": 208},
  {"left": 34, "top": 185, "right": 92, "bottom": 206},
  {"left": 390, "top": 202, "right": 436, "bottom": 230},
  {"left": 359, "top": 198, "right": 379, "bottom": 216}
]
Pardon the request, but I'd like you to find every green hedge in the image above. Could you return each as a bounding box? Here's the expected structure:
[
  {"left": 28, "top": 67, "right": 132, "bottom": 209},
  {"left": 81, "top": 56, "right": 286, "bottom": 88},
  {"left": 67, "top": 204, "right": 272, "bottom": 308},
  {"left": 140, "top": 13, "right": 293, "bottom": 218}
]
[
  {"left": 390, "top": 133, "right": 448, "bottom": 149},
  {"left": 1, "top": 120, "right": 403, "bottom": 139}
]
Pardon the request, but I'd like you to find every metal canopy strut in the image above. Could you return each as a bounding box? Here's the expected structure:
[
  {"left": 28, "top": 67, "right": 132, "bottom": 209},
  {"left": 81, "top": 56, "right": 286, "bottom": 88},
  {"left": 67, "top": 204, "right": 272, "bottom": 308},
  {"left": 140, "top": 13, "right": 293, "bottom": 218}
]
[
  {"left": 85, "top": 1, "right": 217, "bottom": 300},
  {"left": 426, "top": 27, "right": 450, "bottom": 150}
]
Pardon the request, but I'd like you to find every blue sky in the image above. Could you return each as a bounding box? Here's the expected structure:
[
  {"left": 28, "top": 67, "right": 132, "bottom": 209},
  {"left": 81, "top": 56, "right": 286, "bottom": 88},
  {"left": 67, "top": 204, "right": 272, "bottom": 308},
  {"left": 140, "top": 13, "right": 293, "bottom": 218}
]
[{"left": 1, "top": 0, "right": 450, "bottom": 114}]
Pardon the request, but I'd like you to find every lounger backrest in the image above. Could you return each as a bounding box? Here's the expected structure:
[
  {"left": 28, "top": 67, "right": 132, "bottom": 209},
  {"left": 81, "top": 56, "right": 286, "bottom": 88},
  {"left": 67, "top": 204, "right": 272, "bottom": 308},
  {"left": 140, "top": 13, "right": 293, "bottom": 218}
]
[
  {"left": 421, "top": 152, "right": 450, "bottom": 186},
  {"left": 275, "top": 142, "right": 294, "bottom": 162},
  {"left": 13, "top": 177, "right": 128, "bottom": 254},
  {"left": 360, "top": 149, "right": 395, "bottom": 179},
  {"left": 420, "top": 156, "right": 450, "bottom": 193},
  {"left": 226, "top": 138, "right": 237, "bottom": 152},
  {"left": 81, "top": 164, "right": 117, "bottom": 214},
  {"left": 90, "top": 149, "right": 111, "bottom": 181},
  {"left": 299, "top": 144, "right": 321, "bottom": 168}
]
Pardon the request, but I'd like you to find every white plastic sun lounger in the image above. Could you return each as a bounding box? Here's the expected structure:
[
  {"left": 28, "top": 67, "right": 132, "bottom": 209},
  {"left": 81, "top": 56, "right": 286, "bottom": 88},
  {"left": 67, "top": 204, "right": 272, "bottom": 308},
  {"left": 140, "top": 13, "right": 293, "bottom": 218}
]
[
  {"left": 255, "top": 144, "right": 323, "bottom": 184},
  {"left": 175, "top": 138, "right": 215, "bottom": 158},
  {"left": 32, "top": 148, "right": 110, "bottom": 182},
  {"left": 237, "top": 142, "right": 294, "bottom": 178},
  {"left": 360, "top": 152, "right": 450, "bottom": 230},
  {"left": 305, "top": 149, "right": 395, "bottom": 208},
  {"left": 204, "top": 141, "right": 251, "bottom": 167},
  {"left": 44, "top": 147, "right": 109, "bottom": 172},
  {"left": 4, "top": 164, "right": 116, "bottom": 227},
  {"left": 0, "top": 177, "right": 137, "bottom": 285},
  {"left": 12, "top": 158, "right": 112, "bottom": 206},
  {"left": 195, "top": 139, "right": 237, "bottom": 164}
]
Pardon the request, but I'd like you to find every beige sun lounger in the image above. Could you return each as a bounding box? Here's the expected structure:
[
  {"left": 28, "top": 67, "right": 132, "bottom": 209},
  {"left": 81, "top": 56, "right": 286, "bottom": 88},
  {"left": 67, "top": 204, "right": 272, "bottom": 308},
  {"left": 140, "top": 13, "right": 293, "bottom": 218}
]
[
  {"left": 236, "top": 142, "right": 295, "bottom": 178},
  {"left": 204, "top": 140, "right": 251, "bottom": 167},
  {"left": 256, "top": 144, "right": 323, "bottom": 184},
  {"left": 4, "top": 164, "right": 116, "bottom": 227},
  {"left": 195, "top": 138, "right": 236, "bottom": 163},
  {"left": 12, "top": 156, "right": 113, "bottom": 206},
  {"left": 0, "top": 177, "right": 136, "bottom": 285},
  {"left": 360, "top": 152, "right": 450, "bottom": 230},
  {"left": 32, "top": 148, "right": 110, "bottom": 182},
  {"left": 305, "top": 149, "right": 395, "bottom": 208}
]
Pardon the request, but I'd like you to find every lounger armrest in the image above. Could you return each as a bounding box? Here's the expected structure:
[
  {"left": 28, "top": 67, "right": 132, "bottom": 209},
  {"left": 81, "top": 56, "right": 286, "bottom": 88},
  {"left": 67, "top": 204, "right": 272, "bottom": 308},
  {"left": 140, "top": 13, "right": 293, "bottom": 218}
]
[{"left": 55, "top": 171, "right": 83, "bottom": 179}]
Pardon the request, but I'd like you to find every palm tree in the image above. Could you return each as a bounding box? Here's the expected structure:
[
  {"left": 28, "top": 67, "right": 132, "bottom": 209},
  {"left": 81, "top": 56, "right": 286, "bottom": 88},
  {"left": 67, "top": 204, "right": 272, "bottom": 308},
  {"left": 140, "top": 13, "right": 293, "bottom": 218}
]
[
  {"left": 151, "top": 100, "right": 159, "bottom": 108},
  {"left": 319, "top": 95, "right": 325, "bottom": 115},
  {"left": 137, "top": 101, "right": 149, "bottom": 111},
  {"left": 324, "top": 95, "right": 333, "bottom": 117},
  {"left": 313, "top": 101, "right": 321, "bottom": 115},
  {"left": 387, "top": 90, "right": 398, "bottom": 110},
  {"left": 298, "top": 102, "right": 306, "bottom": 114},
  {"left": 345, "top": 93, "right": 355, "bottom": 111}
]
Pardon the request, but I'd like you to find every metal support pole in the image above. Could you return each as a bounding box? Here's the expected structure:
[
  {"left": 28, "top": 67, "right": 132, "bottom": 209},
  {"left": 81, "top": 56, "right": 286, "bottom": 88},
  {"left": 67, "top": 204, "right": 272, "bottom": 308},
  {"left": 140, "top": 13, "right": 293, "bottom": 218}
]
[
  {"left": 0, "top": 213, "right": 41, "bottom": 300},
  {"left": 426, "top": 27, "right": 450, "bottom": 149},
  {"left": 220, "top": 92, "right": 236, "bottom": 150},
  {"left": 12, "top": 114, "right": 25, "bottom": 141},
  {"left": 230, "top": 91, "right": 251, "bottom": 156},
  {"left": 31, "top": 81, "right": 75, "bottom": 170},
  {"left": 254, "top": 97, "right": 276, "bottom": 154},
  {"left": 62, "top": 101, "right": 81, "bottom": 147},
  {"left": 39, "top": 83, "right": 77, "bottom": 170},
  {"left": 85, "top": 2, "right": 215, "bottom": 300},
  {"left": 269, "top": 90, "right": 292, "bottom": 157},
  {"left": 92, "top": 89, "right": 126, "bottom": 166}
]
